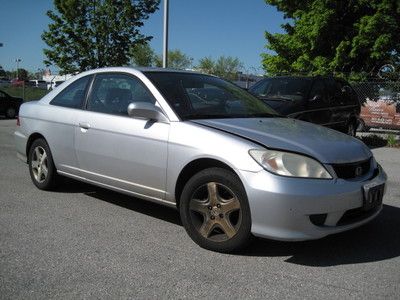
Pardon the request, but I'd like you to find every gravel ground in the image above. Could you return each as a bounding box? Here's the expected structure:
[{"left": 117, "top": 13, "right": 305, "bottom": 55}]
[{"left": 1, "top": 118, "right": 400, "bottom": 299}]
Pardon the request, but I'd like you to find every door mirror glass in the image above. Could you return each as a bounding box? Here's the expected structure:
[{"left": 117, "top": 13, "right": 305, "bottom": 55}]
[{"left": 310, "top": 94, "right": 322, "bottom": 102}]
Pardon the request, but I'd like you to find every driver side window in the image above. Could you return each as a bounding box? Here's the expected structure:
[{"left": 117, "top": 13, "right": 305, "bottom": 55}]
[{"left": 86, "top": 73, "right": 155, "bottom": 116}]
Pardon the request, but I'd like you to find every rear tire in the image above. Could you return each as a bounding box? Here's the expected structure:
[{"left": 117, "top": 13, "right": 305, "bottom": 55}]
[
  {"left": 28, "top": 138, "right": 58, "bottom": 190},
  {"left": 180, "top": 168, "right": 252, "bottom": 252},
  {"left": 5, "top": 107, "right": 16, "bottom": 119}
]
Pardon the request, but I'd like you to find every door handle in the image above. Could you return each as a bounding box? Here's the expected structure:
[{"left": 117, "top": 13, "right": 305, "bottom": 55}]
[{"left": 79, "top": 122, "right": 91, "bottom": 130}]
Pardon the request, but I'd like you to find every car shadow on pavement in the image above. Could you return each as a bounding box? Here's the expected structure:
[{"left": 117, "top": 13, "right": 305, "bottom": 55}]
[
  {"left": 55, "top": 178, "right": 400, "bottom": 265},
  {"left": 242, "top": 204, "right": 400, "bottom": 266},
  {"left": 57, "top": 177, "right": 182, "bottom": 226},
  {"left": 54, "top": 177, "right": 100, "bottom": 193}
]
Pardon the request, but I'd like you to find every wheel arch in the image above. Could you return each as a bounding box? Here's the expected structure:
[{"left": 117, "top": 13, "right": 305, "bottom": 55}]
[
  {"left": 174, "top": 158, "right": 240, "bottom": 208},
  {"left": 26, "top": 133, "right": 47, "bottom": 158}
]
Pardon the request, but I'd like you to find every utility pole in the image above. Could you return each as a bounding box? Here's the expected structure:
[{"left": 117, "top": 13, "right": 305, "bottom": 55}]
[
  {"left": 15, "top": 58, "right": 22, "bottom": 79},
  {"left": 162, "top": 0, "right": 169, "bottom": 68}
]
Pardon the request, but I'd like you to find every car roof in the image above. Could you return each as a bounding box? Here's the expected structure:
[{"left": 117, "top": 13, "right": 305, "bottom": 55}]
[
  {"left": 0, "top": 90, "right": 10, "bottom": 96},
  {"left": 262, "top": 75, "right": 346, "bottom": 81},
  {"left": 75, "top": 67, "right": 202, "bottom": 78},
  {"left": 135, "top": 67, "right": 198, "bottom": 74}
]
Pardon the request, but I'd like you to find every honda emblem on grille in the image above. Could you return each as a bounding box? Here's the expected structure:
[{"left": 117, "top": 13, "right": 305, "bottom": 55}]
[{"left": 355, "top": 166, "right": 363, "bottom": 177}]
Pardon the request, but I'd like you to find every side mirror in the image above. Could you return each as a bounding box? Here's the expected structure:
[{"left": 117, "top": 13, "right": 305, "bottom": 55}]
[
  {"left": 310, "top": 94, "right": 322, "bottom": 102},
  {"left": 127, "top": 102, "right": 169, "bottom": 123}
]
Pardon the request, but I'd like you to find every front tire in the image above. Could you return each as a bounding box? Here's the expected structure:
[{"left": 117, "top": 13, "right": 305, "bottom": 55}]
[
  {"left": 28, "top": 138, "right": 58, "bottom": 190},
  {"left": 180, "top": 168, "right": 252, "bottom": 252}
]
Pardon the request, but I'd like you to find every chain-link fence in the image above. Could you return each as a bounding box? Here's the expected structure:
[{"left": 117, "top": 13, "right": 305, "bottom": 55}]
[
  {"left": 352, "top": 80, "right": 400, "bottom": 132},
  {"left": 0, "top": 81, "right": 50, "bottom": 102}
]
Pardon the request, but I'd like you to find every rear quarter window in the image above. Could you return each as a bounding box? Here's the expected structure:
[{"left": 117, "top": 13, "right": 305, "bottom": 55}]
[{"left": 50, "top": 76, "right": 92, "bottom": 109}]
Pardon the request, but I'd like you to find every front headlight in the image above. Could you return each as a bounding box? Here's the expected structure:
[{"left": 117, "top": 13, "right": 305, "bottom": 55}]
[{"left": 249, "top": 149, "right": 332, "bottom": 179}]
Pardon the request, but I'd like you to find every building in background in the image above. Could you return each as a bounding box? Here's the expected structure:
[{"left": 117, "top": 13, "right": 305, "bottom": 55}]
[{"left": 42, "top": 69, "right": 73, "bottom": 90}]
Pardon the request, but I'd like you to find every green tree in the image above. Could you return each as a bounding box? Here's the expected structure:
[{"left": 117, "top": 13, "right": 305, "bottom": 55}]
[
  {"left": 5, "top": 71, "right": 14, "bottom": 79},
  {"left": 197, "top": 56, "right": 243, "bottom": 80},
  {"left": 42, "top": 0, "right": 160, "bottom": 74},
  {"left": 155, "top": 49, "right": 193, "bottom": 69},
  {"left": 197, "top": 56, "right": 215, "bottom": 74},
  {"left": 129, "top": 42, "right": 156, "bottom": 67},
  {"left": 262, "top": 0, "right": 400, "bottom": 79},
  {"left": 0, "top": 66, "right": 6, "bottom": 77},
  {"left": 17, "top": 68, "right": 29, "bottom": 81}
]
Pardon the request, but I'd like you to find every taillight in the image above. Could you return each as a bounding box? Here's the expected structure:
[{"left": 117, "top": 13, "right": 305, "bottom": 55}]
[{"left": 16, "top": 116, "right": 20, "bottom": 126}]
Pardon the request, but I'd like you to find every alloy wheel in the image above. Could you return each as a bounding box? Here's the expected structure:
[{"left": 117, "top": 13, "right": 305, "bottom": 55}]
[
  {"left": 188, "top": 182, "right": 242, "bottom": 242},
  {"left": 31, "top": 146, "right": 48, "bottom": 183}
]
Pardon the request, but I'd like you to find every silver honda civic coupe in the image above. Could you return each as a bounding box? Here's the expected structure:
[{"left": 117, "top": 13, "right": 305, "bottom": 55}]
[{"left": 15, "top": 67, "right": 387, "bottom": 252}]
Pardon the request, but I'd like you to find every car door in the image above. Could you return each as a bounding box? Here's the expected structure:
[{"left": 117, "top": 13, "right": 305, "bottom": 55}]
[
  {"left": 299, "top": 79, "right": 331, "bottom": 125},
  {"left": 326, "top": 79, "right": 346, "bottom": 128},
  {"left": 338, "top": 79, "right": 359, "bottom": 121},
  {"left": 45, "top": 75, "right": 93, "bottom": 174},
  {"left": 74, "top": 72, "right": 169, "bottom": 200}
]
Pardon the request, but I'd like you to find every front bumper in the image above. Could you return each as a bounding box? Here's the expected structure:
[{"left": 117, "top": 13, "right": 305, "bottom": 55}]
[{"left": 239, "top": 165, "right": 387, "bottom": 241}]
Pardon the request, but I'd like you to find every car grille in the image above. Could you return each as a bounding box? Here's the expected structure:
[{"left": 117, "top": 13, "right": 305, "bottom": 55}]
[{"left": 331, "top": 158, "right": 371, "bottom": 179}]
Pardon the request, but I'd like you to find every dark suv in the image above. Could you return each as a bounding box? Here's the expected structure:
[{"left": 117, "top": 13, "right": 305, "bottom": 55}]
[
  {"left": 249, "top": 76, "right": 360, "bottom": 136},
  {"left": 0, "top": 90, "right": 23, "bottom": 118}
]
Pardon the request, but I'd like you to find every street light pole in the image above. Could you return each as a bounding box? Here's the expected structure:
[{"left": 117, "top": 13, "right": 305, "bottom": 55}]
[
  {"left": 162, "top": 0, "right": 169, "bottom": 68},
  {"left": 15, "top": 58, "right": 22, "bottom": 79}
]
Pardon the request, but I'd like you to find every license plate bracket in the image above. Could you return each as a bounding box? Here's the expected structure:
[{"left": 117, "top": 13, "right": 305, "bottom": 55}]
[{"left": 362, "top": 182, "right": 384, "bottom": 211}]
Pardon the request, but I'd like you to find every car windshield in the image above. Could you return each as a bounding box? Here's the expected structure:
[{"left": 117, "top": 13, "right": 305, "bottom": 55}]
[
  {"left": 144, "top": 72, "right": 278, "bottom": 120},
  {"left": 250, "top": 78, "right": 312, "bottom": 101}
]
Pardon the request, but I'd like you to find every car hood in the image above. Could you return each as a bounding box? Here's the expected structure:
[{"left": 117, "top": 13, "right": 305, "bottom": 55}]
[{"left": 192, "top": 118, "right": 372, "bottom": 164}]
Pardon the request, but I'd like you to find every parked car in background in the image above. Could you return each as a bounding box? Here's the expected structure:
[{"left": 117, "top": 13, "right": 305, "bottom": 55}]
[
  {"left": 51, "top": 80, "right": 65, "bottom": 89},
  {"left": 359, "top": 96, "right": 400, "bottom": 131},
  {"left": 29, "top": 80, "right": 47, "bottom": 89},
  {"left": 15, "top": 67, "right": 386, "bottom": 252},
  {"left": 249, "top": 76, "right": 361, "bottom": 136},
  {"left": 0, "top": 77, "right": 10, "bottom": 87},
  {"left": 0, "top": 90, "right": 23, "bottom": 118},
  {"left": 10, "top": 79, "right": 24, "bottom": 87}
]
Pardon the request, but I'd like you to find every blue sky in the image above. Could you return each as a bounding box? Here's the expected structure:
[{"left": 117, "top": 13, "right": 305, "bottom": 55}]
[{"left": 0, "top": 0, "right": 285, "bottom": 74}]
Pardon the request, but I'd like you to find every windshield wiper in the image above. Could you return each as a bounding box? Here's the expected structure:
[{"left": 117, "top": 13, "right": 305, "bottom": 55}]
[{"left": 258, "top": 95, "right": 293, "bottom": 102}]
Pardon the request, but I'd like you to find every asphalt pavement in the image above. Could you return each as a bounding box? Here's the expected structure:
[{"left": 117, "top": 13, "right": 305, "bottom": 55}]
[{"left": 1, "top": 118, "right": 400, "bottom": 299}]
